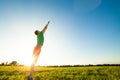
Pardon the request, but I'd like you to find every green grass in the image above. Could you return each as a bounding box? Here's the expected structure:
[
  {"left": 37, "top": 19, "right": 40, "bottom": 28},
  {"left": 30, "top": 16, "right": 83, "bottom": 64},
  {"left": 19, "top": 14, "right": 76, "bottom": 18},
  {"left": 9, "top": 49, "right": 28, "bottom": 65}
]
[{"left": 0, "top": 66, "right": 120, "bottom": 80}]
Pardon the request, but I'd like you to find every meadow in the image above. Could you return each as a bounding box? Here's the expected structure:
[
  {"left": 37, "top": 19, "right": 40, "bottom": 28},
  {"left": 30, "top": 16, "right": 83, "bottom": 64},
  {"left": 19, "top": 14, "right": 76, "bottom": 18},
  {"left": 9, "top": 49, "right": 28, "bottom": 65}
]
[{"left": 0, "top": 66, "right": 120, "bottom": 80}]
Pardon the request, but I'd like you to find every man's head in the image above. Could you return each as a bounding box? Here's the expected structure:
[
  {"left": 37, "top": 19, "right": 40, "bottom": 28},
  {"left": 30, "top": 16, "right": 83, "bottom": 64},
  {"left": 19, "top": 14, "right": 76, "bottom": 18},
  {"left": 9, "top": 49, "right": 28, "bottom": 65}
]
[{"left": 34, "top": 30, "right": 39, "bottom": 35}]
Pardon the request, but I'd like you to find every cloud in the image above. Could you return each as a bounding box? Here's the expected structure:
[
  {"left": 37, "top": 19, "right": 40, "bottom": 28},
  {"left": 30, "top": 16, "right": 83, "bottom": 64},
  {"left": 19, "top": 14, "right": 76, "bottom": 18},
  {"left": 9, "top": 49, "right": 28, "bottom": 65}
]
[{"left": 74, "top": 0, "right": 102, "bottom": 13}]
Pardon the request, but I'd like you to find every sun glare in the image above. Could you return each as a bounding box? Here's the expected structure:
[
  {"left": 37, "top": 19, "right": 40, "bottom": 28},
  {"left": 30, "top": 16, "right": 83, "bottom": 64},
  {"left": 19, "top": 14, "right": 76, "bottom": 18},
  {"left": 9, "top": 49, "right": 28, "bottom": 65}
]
[{"left": 18, "top": 55, "right": 33, "bottom": 66}]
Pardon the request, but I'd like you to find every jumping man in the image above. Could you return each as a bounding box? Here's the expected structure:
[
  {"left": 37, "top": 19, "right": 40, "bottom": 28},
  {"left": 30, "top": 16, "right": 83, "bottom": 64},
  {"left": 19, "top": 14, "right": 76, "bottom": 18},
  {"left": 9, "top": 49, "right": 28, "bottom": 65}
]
[{"left": 28, "top": 21, "right": 50, "bottom": 79}]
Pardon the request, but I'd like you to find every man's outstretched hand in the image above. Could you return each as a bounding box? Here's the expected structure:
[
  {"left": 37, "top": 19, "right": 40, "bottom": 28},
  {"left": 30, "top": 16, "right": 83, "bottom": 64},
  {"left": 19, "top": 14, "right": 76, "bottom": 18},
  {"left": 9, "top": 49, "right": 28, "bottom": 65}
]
[
  {"left": 41, "top": 21, "right": 50, "bottom": 34},
  {"left": 48, "top": 21, "right": 50, "bottom": 24}
]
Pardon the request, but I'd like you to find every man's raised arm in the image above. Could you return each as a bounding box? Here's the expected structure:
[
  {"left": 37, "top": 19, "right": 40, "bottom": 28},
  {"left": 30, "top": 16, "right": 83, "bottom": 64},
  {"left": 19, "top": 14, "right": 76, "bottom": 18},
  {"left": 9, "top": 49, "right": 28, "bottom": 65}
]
[{"left": 41, "top": 21, "right": 50, "bottom": 34}]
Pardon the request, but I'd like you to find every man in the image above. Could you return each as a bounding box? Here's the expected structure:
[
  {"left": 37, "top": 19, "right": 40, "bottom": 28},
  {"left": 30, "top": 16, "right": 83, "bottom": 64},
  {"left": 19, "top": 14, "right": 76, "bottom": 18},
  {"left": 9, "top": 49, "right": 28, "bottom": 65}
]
[{"left": 28, "top": 21, "right": 50, "bottom": 79}]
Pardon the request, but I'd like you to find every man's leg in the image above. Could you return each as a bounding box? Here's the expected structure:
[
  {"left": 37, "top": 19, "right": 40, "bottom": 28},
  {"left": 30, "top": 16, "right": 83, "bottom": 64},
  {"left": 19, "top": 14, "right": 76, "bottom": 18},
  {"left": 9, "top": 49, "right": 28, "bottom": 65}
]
[
  {"left": 30, "top": 56, "right": 39, "bottom": 76},
  {"left": 30, "top": 63, "right": 34, "bottom": 76},
  {"left": 29, "top": 46, "right": 41, "bottom": 76}
]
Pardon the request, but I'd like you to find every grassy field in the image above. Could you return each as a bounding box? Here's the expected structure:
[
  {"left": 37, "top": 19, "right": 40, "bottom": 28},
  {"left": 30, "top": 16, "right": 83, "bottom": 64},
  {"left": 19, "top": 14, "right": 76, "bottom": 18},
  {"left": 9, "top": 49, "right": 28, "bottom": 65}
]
[{"left": 0, "top": 66, "right": 120, "bottom": 80}]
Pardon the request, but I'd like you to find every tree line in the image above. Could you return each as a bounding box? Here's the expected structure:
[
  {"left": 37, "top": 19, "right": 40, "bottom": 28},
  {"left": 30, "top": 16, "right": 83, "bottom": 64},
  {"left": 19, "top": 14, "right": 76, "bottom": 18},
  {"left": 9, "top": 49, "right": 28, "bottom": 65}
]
[
  {"left": 0, "top": 61, "right": 120, "bottom": 66},
  {"left": 42, "top": 64, "right": 120, "bottom": 67},
  {"left": 0, "top": 61, "right": 24, "bottom": 66}
]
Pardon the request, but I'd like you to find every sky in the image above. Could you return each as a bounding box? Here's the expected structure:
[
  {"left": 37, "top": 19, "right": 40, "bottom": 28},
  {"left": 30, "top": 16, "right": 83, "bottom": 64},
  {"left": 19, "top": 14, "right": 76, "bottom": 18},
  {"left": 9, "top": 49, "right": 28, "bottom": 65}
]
[{"left": 0, "top": 0, "right": 120, "bottom": 66}]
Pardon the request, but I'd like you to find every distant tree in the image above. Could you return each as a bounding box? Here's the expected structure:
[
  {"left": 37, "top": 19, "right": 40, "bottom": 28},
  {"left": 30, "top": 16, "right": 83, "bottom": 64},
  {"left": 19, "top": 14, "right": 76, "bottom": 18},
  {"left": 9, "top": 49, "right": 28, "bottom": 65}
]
[
  {"left": 1, "top": 62, "right": 5, "bottom": 66},
  {"left": 9, "top": 61, "right": 18, "bottom": 66}
]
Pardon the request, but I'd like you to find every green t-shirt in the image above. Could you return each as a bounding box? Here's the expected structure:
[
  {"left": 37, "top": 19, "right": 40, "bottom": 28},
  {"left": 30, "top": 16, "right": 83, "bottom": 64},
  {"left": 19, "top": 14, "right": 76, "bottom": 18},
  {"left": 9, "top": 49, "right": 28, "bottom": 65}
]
[{"left": 37, "top": 32, "right": 44, "bottom": 46}]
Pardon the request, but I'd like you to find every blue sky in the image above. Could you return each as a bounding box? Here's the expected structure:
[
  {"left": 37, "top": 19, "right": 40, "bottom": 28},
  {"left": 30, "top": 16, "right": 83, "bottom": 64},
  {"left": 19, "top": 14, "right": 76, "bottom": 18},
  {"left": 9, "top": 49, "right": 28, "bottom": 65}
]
[{"left": 0, "top": 0, "right": 120, "bottom": 65}]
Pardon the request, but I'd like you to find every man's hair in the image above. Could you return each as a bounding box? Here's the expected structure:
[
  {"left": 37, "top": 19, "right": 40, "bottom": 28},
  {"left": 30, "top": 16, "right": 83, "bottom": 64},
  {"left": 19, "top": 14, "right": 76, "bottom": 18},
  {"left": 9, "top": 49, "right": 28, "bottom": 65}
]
[{"left": 34, "top": 30, "right": 39, "bottom": 35}]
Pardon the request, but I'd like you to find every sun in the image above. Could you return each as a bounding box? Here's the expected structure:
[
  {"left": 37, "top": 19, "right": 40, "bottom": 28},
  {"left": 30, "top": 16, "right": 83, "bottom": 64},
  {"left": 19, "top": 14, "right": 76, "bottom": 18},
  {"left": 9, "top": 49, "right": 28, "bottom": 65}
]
[{"left": 18, "top": 55, "right": 33, "bottom": 66}]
